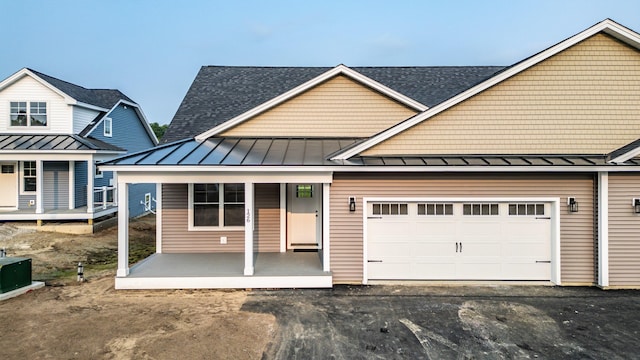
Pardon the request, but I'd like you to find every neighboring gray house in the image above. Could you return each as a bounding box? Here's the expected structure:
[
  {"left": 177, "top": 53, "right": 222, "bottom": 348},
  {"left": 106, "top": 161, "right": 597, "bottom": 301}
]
[{"left": 0, "top": 68, "right": 158, "bottom": 225}]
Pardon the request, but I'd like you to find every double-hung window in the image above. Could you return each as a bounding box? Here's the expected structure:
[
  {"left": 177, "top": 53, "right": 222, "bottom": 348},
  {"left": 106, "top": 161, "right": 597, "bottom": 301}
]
[
  {"left": 22, "top": 161, "right": 36, "bottom": 193},
  {"left": 191, "top": 183, "right": 245, "bottom": 229},
  {"left": 10, "top": 102, "right": 47, "bottom": 127},
  {"left": 103, "top": 117, "right": 112, "bottom": 137}
]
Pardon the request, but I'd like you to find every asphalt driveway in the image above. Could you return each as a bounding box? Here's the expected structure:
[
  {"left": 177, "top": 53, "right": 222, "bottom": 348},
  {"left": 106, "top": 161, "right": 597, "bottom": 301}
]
[{"left": 242, "top": 285, "right": 640, "bottom": 359}]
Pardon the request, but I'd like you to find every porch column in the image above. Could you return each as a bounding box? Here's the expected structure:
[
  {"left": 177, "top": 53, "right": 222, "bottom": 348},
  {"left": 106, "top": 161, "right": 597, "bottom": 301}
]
[
  {"left": 598, "top": 171, "right": 609, "bottom": 288},
  {"left": 35, "top": 160, "right": 44, "bottom": 214},
  {"left": 87, "top": 160, "right": 94, "bottom": 213},
  {"left": 280, "top": 183, "right": 286, "bottom": 252},
  {"left": 155, "top": 183, "right": 162, "bottom": 254},
  {"left": 116, "top": 181, "right": 130, "bottom": 277},
  {"left": 68, "top": 161, "right": 75, "bottom": 209},
  {"left": 244, "top": 182, "right": 254, "bottom": 276},
  {"left": 322, "top": 183, "right": 331, "bottom": 272}
]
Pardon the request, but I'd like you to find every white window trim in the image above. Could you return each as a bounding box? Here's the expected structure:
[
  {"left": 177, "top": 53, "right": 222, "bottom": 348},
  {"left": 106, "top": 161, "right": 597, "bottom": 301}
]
[
  {"left": 8, "top": 101, "right": 49, "bottom": 129},
  {"left": 187, "top": 183, "right": 245, "bottom": 231},
  {"left": 362, "top": 197, "right": 562, "bottom": 286},
  {"left": 94, "top": 161, "right": 103, "bottom": 178},
  {"left": 19, "top": 161, "right": 36, "bottom": 195},
  {"left": 103, "top": 117, "right": 113, "bottom": 137}
]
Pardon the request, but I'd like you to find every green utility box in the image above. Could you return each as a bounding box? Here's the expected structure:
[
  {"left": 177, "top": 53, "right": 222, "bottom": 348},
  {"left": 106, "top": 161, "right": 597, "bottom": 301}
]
[{"left": 0, "top": 257, "right": 32, "bottom": 293}]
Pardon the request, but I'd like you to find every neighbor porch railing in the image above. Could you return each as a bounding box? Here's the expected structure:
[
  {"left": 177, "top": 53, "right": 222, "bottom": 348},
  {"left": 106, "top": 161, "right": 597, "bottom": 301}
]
[{"left": 93, "top": 186, "right": 117, "bottom": 210}]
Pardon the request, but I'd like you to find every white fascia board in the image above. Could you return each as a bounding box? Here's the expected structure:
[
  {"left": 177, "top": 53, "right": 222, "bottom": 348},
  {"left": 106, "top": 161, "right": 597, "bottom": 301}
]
[
  {"left": 0, "top": 68, "right": 77, "bottom": 104},
  {"left": 332, "top": 19, "right": 640, "bottom": 160},
  {"left": 100, "top": 164, "right": 640, "bottom": 174},
  {"left": 610, "top": 146, "right": 640, "bottom": 164},
  {"left": 194, "top": 64, "right": 428, "bottom": 142},
  {"left": 74, "top": 102, "right": 109, "bottom": 112},
  {"left": 0, "top": 151, "right": 123, "bottom": 161}
]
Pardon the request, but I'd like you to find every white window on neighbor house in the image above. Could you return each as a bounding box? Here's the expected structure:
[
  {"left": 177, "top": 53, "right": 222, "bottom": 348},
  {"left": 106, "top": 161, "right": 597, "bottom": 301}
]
[
  {"left": 10, "top": 101, "right": 47, "bottom": 127},
  {"left": 95, "top": 162, "right": 103, "bottom": 178},
  {"left": 103, "top": 117, "right": 112, "bottom": 137},
  {"left": 189, "top": 183, "right": 245, "bottom": 229},
  {"left": 21, "top": 161, "right": 36, "bottom": 193},
  {"left": 144, "top": 193, "right": 151, "bottom": 211}
]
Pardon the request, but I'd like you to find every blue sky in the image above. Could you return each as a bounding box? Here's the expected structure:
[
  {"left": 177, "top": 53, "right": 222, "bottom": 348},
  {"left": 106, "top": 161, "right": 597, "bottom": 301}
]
[{"left": 1, "top": 0, "right": 639, "bottom": 125}]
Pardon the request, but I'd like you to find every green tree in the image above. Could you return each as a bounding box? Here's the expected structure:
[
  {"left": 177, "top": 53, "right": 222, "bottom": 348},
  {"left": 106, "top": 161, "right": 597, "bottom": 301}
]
[{"left": 150, "top": 122, "right": 168, "bottom": 141}]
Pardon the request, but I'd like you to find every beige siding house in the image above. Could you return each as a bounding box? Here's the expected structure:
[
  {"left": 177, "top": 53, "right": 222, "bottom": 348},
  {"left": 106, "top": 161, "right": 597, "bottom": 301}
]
[{"left": 103, "top": 19, "right": 640, "bottom": 289}]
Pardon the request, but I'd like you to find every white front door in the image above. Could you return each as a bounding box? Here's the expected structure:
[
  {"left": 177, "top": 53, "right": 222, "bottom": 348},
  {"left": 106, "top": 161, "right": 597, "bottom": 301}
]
[
  {"left": 0, "top": 163, "right": 18, "bottom": 208},
  {"left": 287, "top": 184, "right": 322, "bottom": 249}
]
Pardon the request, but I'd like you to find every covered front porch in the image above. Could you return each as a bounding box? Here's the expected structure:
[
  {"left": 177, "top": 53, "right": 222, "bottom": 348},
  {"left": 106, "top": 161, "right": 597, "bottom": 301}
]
[
  {"left": 114, "top": 170, "right": 334, "bottom": 289},
  {"left": 115, "top": 252, "right": 332, "bottom": 289}
]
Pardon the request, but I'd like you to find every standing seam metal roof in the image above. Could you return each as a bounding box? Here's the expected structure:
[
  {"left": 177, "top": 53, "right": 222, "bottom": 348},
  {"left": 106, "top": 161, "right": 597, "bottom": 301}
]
[{"left": 0, "top": 134, "right": 125, "bottom": 152}]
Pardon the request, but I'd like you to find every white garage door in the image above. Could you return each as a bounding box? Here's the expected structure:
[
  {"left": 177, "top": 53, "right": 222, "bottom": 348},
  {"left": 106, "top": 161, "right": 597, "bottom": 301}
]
[{"left": 366, "top": 201, "right": 551, "bottom": 281}]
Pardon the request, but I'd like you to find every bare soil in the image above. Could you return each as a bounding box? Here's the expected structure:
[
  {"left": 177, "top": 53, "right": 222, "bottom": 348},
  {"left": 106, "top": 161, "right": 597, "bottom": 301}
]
[{"left": 0, "top": 217, "right": 276, "bottom": 359}]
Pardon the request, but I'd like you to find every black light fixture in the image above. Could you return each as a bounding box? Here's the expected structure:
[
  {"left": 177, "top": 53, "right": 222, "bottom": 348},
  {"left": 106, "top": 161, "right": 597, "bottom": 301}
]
[
  {"left": 349, "top": 196, "right": 356, "bottom": 212},
  {"left": 568, "top": 197, "right": 578, "bottom": 213},
  {"left": 633, "top": 198, "right": 640, "bottom": 214}
]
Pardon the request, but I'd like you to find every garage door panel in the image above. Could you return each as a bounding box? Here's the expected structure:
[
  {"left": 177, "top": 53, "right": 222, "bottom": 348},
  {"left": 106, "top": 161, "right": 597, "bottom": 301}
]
[
  {"left": 368, "top": 243, "right": 413, "bottom": 258},
  {"left": 367, "top": 201, "right": 552, "bottom": 281},
  {"left": 503, "top": 263, "right": 550, "bottom": 280}
]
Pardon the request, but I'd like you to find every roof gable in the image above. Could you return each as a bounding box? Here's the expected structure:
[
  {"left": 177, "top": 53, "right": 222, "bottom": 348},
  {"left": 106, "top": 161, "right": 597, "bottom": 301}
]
[
  {"left": 0, "top": 68, "right": 135, "bottom": 111},
  {"left": 194, "top": 65, "right": 429, "bottom": 141},
  {"left": 332, "top": 19, "right": 640, "bottom": 160},
  {"left": 219, "top": 74, "right": 419, "bottom": 138},
  {"left": 162, "top": 65, "right": 502, "bottom": 143}
]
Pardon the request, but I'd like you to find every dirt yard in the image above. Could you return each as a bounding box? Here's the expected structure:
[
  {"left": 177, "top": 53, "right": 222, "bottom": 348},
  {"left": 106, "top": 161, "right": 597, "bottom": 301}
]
[{"left": 0, "top": 217, "right": 276, "bottom": 359}]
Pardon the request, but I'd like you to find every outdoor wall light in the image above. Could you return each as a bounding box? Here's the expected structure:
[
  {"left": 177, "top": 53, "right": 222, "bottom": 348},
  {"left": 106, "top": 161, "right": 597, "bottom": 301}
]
[
  {"left": 633, "top": 198, "right": 640, "bottom": 214},
  {"left": 568, "top": 197, "right": 578, "bottom": 213},
  {"left": 349, "top": 196, "right": 356, "bottom": 212}
]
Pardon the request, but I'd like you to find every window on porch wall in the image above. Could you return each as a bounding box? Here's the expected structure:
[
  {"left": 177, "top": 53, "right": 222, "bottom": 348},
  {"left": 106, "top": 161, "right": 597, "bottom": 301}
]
[{"left": 192, "top": 183, "right": 245, "bottom": 227}]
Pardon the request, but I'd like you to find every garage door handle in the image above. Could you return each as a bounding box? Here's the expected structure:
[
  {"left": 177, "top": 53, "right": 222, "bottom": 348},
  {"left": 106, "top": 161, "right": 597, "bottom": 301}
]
[
  {"left": 536, "top": 217, "right": 551, "bottom": 220},
  {"left": 368, "top": 260, "right": 383, "bottom": 263},
  {"left": 536, "top": 260, "right": 551, "bottom": 263},
  {"left": 368, "top": 216, "right": 383, "bottom": 219},
  {"left": 456, "top": 242, "right": 459, "bottom": 253}
]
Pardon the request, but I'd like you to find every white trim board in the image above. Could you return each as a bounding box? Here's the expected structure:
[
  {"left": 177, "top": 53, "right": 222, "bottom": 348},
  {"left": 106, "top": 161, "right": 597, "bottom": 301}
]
[
  {"left": 332, "top": 19, "right": 640, "bottom": 160},
  {"left": 361, "top": 196, "right": 562, "bottom": 285},
  {"left": 194, "top": 64, "right": 428, "bottom": 141}
]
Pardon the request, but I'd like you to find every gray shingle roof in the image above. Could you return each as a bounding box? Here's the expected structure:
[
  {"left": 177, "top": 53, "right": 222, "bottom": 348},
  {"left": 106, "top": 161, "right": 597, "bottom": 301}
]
[
  {"left": 162, "top": 66, "right": 504, "bottom": 143},
  {"left": 28, "top": 69, "right": 135, "bottom": 110}
]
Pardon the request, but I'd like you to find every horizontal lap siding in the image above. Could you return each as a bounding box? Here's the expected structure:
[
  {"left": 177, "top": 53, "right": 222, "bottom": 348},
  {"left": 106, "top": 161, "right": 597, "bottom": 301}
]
[
  {"left": 221, "top": 75, "right": 417, "bottom": 138},
  {"left": 330, "top": 173, "right": 595, "bottom": 284},
  {"left": 162, "top": 184, "right": 280, "bottom": 253},
  {"left": 162, "top": 184, "right": 244, "bottom": 252},
  {"left": 254, "top": 184, "right": 280, "bottom": 252},
  {"left": 364, "top": 34, "right": 640, "bottom": 156},
  {"left": 608, "top": 174, "right": 640, "bottom": 286}
]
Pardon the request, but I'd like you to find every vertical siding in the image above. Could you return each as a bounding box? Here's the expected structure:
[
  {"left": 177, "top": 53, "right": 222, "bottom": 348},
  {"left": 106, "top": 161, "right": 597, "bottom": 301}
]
[
  {"left": 74, "top": 161, "right": 87, "bottom": 208},
  {"left": 161, "top": 184, "right": 244, "bottom": 253},
  {"left": 365, "top": 34, "right": 640, "bottom": 156},
  {"left": 0, "top": 76, "right": 73, "bottom": 133},
  {"left": 608, "top": 173, "right": 640, "bottom": 286},
  {"left": 330, "top": 173, "right": 595, "bottom": 284},
  {"left": 221, "top": 75, "right": 417, "bottom": 138},
  {"left": 254, "top": 183, "right": 280, "bottom": 252},
  {"left": 43, "top": 161, "right": 69, "bottom": 210}
]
